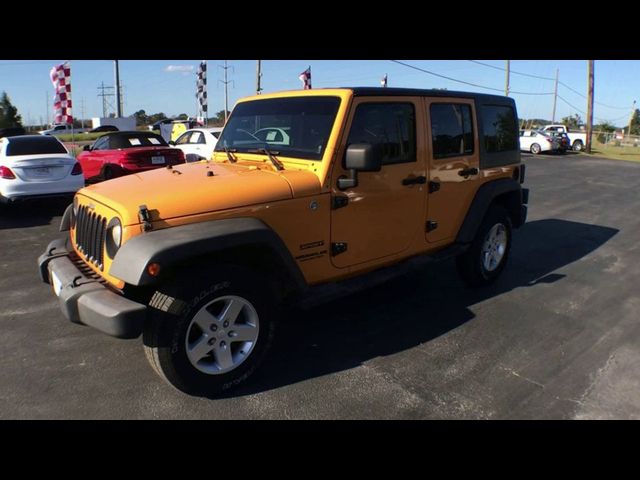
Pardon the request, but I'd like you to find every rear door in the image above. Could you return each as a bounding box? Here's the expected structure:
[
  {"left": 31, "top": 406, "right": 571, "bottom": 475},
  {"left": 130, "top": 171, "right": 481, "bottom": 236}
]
[
  {"left": 425, "top": 98, "right": 480, "bottom": 243},
  {"left": 330, "top": 97, "right": 427, "bottom": 268}
]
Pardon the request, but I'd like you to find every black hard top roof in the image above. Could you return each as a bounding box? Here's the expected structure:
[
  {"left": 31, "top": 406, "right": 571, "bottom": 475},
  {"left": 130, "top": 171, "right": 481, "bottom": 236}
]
[{"left": 346, "top": 87, "right": 512, "bottom": 103}]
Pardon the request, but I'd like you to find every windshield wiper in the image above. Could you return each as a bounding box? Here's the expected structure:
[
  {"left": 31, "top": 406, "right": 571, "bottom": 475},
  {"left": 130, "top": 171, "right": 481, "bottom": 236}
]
[
  {"left": 222, "top": 146, "right": 237, "bottom": 163},
  {"left": 248, "top": 147, "right": 285, "bottom": 171}
]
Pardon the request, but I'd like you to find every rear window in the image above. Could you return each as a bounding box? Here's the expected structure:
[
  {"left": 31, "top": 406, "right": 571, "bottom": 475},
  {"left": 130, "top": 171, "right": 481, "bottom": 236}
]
[
  {"left": 482, "top": 105, "right": 518, "bottom": 153},
  {"left": 6, "top": 136, "right": 68, "bottom": 156},
  {"left": 109, "top": 133, "right": 168, "bottom": 149}
]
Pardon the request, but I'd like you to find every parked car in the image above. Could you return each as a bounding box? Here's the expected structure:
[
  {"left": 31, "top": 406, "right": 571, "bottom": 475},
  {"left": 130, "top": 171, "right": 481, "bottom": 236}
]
[
  {"left": 170, "top": 127, "right": 223, "bottom": 162},
  {"left": 86, "top": 125, "right": 119, "bottom": 134},
  {"left": 549, "top": 131, "right": 571, "bottom": 153},
  {"left": 38, "top": 124, "right": 80, "bottom": 136},
  {"left": 77, "top": 131, "right": 185, "bottom": 182},
  {"left": 519, "top": 129, "right": 560, "bottom": 154},
  {"left": 39, "top": 87, "right": 529, "bottom": 396},
  {"left": 541, "top": 124, "right": 587, "bottom": 151},
  {"left": 0, "top": 135, "right": 84, "bottom": 203},
  {"left": 0, "top": 126, "right": 26, "bottom": 138},
  {"left": 148, "top": 119, "right": 173, "bottom": 131}
]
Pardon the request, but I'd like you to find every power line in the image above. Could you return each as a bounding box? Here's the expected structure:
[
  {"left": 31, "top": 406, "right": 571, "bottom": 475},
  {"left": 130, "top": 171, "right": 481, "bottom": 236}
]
[
  {"left": 390, "top": 60, "right": 554, "bottom": 95},
  {"left": 469, "top": 59, "right": 629, "bottom": 110}
]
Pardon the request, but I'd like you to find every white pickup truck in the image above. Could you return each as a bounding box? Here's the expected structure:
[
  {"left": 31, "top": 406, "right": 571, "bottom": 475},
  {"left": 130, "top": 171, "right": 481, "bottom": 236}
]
[
  {"left": 541, "top": 124, "right": 587, "bottom": 151},
  {"left": 38, "top": 125, "right": 88, "bottom": 136}
]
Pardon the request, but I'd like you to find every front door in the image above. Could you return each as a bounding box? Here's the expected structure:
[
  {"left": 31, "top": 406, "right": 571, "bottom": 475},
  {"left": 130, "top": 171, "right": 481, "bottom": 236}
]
[
  {"left": 330, "top": 97, "right": 427, "bottom": 268},
  {"left": 425, "top": 98, "right": 480, "bottom": 243}
]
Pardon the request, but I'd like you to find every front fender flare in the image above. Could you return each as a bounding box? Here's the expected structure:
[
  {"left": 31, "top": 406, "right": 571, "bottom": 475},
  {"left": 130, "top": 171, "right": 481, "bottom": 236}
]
[{"left": 109, "top": 217, "right": 306, "bottom": 289}]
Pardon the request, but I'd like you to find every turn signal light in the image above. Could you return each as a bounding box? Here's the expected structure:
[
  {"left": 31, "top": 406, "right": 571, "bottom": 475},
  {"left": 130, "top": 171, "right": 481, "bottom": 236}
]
[
  {"left": 0, "top": 166, "right": 16, "bottom": 179},
  {"left": 147, "top": 263, "right": 161, "bottom": 277}
]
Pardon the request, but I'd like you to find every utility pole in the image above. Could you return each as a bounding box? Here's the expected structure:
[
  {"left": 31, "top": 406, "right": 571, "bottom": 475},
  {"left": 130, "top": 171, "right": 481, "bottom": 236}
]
[
  {"left": 114, "top": 60, "right": 122, "bottom": 118},
  {"left": 505, "top": 60, "right": 510, "bottom": 97},
  {"left": 80, "top": 97, "right": 85, "bottom": 129},
  {"left": 586, "top": 60, "right": 594, "bottom": 154},
  {"left": 256, "top": 60, "right": 262, "bottom": 95},
  {"left": 551, "top": 68, "right": 559, "bottom": 123},
  {"left": 97, "top": 82, "right": 115, "bottom": 118},
  {"left": 219, "top": 60, "right": 234, "bottom": 123},
  {"left": 627, "top": 100, "right": 636, "bottom": 139},
  {"left": 45, "top": 91, "right": 50, "bottom": 126}
]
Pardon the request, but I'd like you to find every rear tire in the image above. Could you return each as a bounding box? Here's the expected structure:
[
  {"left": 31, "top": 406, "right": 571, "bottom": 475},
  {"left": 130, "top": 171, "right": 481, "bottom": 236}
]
[
  {"left": 572, "top": 140, "right": 584, "bottom": 152},
  {"left": 456, "top": 205, "right": 512, "bottom": 287},
  {"left": 143, "top": 265, "right": 277, "bottom": 396},
  {"left": 102, "top": 165, "right": 114, "bottom": 180}
]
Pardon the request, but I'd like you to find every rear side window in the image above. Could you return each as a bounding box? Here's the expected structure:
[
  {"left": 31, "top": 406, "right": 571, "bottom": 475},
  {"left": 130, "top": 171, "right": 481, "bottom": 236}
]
[
  {"left": 347, "top": 103, "right": 416, "bottom": 165},
  {"left": 482, "top": 105, "right": 518, "bottom": 153},
  {"left": 430, "top": 103, "right": 474, "bottom": 159},
  {"left": 6, "top": 136, "right": 68, "bottom": 156}
]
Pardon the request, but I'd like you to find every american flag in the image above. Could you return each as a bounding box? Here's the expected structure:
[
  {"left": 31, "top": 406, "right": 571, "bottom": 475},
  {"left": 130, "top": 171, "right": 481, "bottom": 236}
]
[
  {"left": 196, "top": 61, "right": 207, "bottom": 125},
  {"left": 299, "top": 67, "right": 312, "bottom": 90},
  {"left": 381, "top": 74, "right": 388, "bottom": 88},
  {"left": 50, "top": 62, "right": 73, "bottom": 125}
]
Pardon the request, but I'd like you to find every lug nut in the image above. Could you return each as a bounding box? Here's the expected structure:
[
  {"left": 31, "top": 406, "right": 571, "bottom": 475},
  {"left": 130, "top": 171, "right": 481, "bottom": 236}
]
[
  {"left": 220, "top": 341, "right": 226, "bottom": 348},
  {"left": 208, "top": 338, "right": 216, "bottom": 345},
  {"left": 210, "top": 325, "right": 217, "bottom": 332},
  {"left": 223, "top": 321, "right": 229, "bottom": 328}
]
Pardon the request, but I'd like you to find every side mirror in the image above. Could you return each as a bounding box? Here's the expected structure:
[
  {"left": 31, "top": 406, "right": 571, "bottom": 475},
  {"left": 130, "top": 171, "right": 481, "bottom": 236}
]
[
  {"left": 83, "top": 145, "right": 91, "bottom": 151},
  {"left": 168, "top": 140, "right": 176, "bottom": 146},
  {"left": 338, "top": 144, "right": 382, "bottom": 190}
]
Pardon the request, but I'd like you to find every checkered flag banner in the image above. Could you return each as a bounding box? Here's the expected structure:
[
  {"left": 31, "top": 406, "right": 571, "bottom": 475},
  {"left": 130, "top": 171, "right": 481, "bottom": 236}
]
[
  {"left": 299, "top": 67, "right": 312, "bottom": 90},
  {"left": 196, "top": 61, "right": 207, "bottom": 122},
  {"left": 50, "top": 62, "right": 73, "bottom": 125}
]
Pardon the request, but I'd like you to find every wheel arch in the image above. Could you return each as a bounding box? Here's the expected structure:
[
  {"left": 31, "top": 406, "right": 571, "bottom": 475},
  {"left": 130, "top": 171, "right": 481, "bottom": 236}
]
[
  {"left": 456, "top": 178, "right": 525, "bottom": 244},
  {"left": 110, "top": 217, "right": 307, "bottom": 299}
]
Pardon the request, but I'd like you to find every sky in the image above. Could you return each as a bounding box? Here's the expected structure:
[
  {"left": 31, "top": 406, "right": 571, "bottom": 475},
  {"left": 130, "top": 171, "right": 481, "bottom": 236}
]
[{"left": 1, "top": 59, "right": 638, "bottom": 127}]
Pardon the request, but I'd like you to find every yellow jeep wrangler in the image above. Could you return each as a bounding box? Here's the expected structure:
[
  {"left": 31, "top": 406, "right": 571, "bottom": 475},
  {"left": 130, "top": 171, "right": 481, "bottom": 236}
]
[{"left": 39, "top": 88, "right": 529, "bottom": 395}]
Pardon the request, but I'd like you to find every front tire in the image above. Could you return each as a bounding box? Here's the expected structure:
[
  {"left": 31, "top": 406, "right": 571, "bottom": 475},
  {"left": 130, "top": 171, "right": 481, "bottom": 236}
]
[
  {"left": 143, "top": 265, "right": 276, "bottom": 396},
  {"left": 530, "top": 143, "right": 542, "bottom": 154},
  {"left": 456, "top": 205, "right": 512, "bottom": 287}
]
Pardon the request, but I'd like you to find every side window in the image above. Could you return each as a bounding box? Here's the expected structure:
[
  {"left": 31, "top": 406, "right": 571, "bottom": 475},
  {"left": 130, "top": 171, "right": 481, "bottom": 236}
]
[
  {"left": 430, "top": 103, "right": 474, "bottom": 159},
  {"left": 346, "top": 103, "right": 416, "bottom": 165},
  {"left": 92, "top": 137, "right": 109, "bottom": 151},
  {"left": 190, "top": 131, "right": 204, "bottom": 144},
  {"left": 175, "top": 132, "right": 192, "bottom": 145},
  {"left": 482, "top": 105, "right": 518, "bottom": 153}
]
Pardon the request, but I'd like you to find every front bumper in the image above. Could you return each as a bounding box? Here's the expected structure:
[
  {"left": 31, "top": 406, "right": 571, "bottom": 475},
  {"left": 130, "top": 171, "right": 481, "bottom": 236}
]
[{"left": 38, "top": 237, "right": 146, "bottom": 339}]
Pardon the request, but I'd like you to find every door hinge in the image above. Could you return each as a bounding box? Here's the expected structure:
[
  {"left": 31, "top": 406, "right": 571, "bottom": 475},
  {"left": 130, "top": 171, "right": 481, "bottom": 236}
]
[
  {"left": 332, "top": 195, "right": 349, "bottom": 210},
  {"left": 331, "top": 242, "right": 348, "bottom": 256},
  {"left": 426, "top": 220, "right": 438, "bottom": 233},
  {"left": 428, "top": 181, "right": 440, "bottom": 193}
]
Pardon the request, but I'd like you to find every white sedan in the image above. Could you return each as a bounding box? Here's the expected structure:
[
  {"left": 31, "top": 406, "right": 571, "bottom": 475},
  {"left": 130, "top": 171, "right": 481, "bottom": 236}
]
[
  {"left": 170, "top": 127, "right": 223, "bottom": 162},
  {"left": 519, "top": 129, "right": 560, "bottom": 154},
  {"left": 0, "top": 135, "right": 84, "bottom": 204}
]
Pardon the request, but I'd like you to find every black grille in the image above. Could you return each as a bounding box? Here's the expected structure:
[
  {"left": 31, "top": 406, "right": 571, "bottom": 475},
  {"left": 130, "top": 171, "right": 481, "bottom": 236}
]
[{"left": 75, "top": 205, "right": 106, "bottom": 270}]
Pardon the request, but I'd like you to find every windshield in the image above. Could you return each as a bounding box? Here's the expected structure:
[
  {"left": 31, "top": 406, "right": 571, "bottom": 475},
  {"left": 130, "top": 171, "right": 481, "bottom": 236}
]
[{"left": 215, "top": 96, "right": 341, "bottom": 161}]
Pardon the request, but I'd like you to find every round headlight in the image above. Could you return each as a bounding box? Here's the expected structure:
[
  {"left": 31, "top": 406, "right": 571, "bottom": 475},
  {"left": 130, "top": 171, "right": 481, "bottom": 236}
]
[{"left": 106, "top": 217, "right": 122, "bottom": 258}]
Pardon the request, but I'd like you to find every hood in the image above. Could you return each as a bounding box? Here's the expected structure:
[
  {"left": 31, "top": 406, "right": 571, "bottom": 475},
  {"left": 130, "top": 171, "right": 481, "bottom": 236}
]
[{"left": 78, "top": 161, "right": 321, "bottom": 226}]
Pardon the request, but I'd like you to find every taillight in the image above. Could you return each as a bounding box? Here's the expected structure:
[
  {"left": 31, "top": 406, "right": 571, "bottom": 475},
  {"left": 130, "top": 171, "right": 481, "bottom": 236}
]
[
  {"left": 71, "top": 162, "right": 83, "bottom": 175},
  {"left": 0, "top": 166, "right": 16, "bottom": 179}
]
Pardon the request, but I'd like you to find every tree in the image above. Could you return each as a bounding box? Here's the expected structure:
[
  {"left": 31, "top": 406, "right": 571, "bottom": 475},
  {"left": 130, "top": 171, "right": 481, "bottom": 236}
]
[
  {"left": 629, "top": 109, "right": 640, "bottom": 136},
  {"left": 208, "top": 110, "right": 230, "bottom": 126},
  {"left": 0, "top": 91, "right": 23, "bottom": 128},
  {"left": 561, "top": 114, "right": 583, "bottom": 129},
  {"left": 594, "top": 121, "right": 616, "bottom": 143},
  {"left": 133, "top": 109, "right": 148, "bottom": 126}
]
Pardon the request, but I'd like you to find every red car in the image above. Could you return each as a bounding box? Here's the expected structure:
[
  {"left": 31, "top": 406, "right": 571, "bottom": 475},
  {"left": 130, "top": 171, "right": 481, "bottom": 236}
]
[{"left": 77, "top": 131, "right": 185, "bottom": 182}]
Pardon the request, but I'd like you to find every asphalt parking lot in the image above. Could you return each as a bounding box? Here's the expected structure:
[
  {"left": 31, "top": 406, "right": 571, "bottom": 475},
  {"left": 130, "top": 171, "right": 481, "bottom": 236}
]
[{"left": 1, "top": 152, "right": 639, "bottom": 419}]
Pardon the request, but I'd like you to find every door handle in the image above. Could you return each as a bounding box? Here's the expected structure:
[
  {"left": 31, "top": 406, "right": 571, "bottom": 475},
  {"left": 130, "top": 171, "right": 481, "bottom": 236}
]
[
  {"left": 458, "top": 167, "right": 479, "bottom": 177},
  {"left": 402, "top": 175, "right": 427, "bottom": 186}
]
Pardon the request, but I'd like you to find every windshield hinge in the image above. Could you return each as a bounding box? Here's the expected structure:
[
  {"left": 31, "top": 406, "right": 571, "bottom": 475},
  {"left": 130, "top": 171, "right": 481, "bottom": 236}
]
[{"left": 138, "top": 205, "right": 153, "bottom": 232}]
